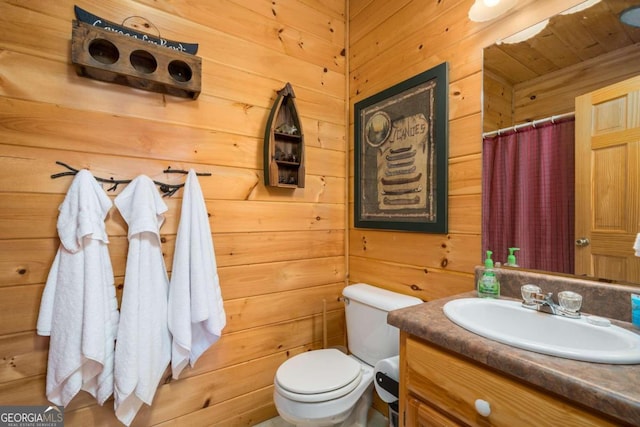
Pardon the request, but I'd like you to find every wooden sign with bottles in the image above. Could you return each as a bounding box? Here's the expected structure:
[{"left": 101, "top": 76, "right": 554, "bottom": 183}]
[{"left": 71, "top": 19, "right": 201, "bottom": 99}]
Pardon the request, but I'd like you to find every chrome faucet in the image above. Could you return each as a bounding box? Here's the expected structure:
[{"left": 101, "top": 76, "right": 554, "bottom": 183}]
[
  {"left": 533, "top": 292, "right": 560, "bottom": 315},
  {"left": 520, "top": 285, "right": 582, "bottom": 319}
]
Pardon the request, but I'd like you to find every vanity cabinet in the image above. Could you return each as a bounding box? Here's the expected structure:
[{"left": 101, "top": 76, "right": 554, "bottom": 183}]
[{"left": 399, "top": 332, "right": 619, "bottom": 426}]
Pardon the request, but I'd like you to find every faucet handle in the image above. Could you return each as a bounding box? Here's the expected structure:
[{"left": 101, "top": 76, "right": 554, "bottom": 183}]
[
  {"left": 521, "top": 284, "right": 541, "bottom": 306},
  {"left": 558, "top": 291, "right": 582, "bottom": 314}
]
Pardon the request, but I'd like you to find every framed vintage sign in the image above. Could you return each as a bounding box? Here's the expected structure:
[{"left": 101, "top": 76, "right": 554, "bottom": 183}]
[{"left": 354, "top": 62, "right": 448, "bottom": 233}]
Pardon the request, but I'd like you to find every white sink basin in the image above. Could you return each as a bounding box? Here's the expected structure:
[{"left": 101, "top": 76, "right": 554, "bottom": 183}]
[{"left": 443, "top": 298, "right": 640, "bottom": 364}]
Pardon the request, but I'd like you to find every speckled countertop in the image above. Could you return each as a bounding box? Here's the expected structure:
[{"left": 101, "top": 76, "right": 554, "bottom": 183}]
[{"left": 388, "top": 291, "right": 640, "bottom": 426}]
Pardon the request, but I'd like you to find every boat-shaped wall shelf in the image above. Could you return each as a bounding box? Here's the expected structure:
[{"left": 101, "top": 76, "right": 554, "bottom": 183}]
[
  {"left": 71, "top": 20, "right": 201, "bottom": 99},
  {"left": 264, "top": 83, "right": 305, "bottom": 188}
]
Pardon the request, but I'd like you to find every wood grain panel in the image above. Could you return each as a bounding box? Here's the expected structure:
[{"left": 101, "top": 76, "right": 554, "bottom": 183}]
[
  {"left": 449, "top": 154, "right": 481, "bottom": 196},
  {"left": 0, "top": 231, "right": 343, "bottom": 288},
  {"left": 0, "top": 0, "right": 598, "bottom": 424},
  {"left": 448, "top": 71, "right": 482, "bottom": 120},
  {"left": 349, "top": 0, "right": 465, "bottom": 73},
  {"left": 0, "top": 2, "right": 70, "bottom": 61},
  {"left": 513, "top": 43, "right": 640, "bottom": 123},
  {"left": 213, "top": 230, "right": 344, "bottom": 267},
  {"left": 219, "top": 257, "right": 346, "bottom": 300},
  {"left": 483, "top": 71, "right": 514, "bottom": 130},
  {"left": 0, "top": 2, "right": 347, "bottom": 425},
  {"left": 449, "top": 113, "right": 482, "bottom": 159},
  {"left": 0, "top": 332, "right": 48, "bottom": 384},
  {"left": 349, "top": 229, "right": 480, "bottom": 275},
  {"left": 0, "top": 0, "right": 345, "bottom": 100},
  {"left": 0, "top": 310, "right": 344, "bottom": 392},
  {"left": 224, "top": 283, "right": 345, "bottom": 333},
  {"left": 133, "top": 0, "right": 345, "bottom": 72},
  {"left": 0, "top": 193, "right": 344, "bottom": 239},
  {"left": 0, "top": 142, "right": 345, "bottom": 202},
  {"left": 0, "top": 284, "right": 43, "bottom": 335},
  {"left": 0, "top": 144, "right": 261, "bottom": 199},
  {"left": 153, "top": 386, "right": 277, "bottom": 427},
  {"left": 0, "top": 51, "right": 346, "bottom": 137},
  {"left": 350, "top": 0, "right": 577, "bottom": 103},
  {"left": 165, "top": 310, "right": 345, "bottom": 379},
  {"left": 0, "top": 271, "right": 345, "bottom": 337},
  {"left": 448, "top": 194, "right": 482, "bottom": 234},
  {"left": 0, "top": 239, "right": 59, "bottom": 287},
  {"left": 0, "top": 235, "right": 154, "bottom": 287},
  {"left": 0, "top": 88, "right": 344, "bottom": 160},
  {"left": 299, "top": 0, "right": 345, "bottom": 19},
  {"left": 0, "top": 98, "right": 261, "bottom": 168},
  {"left": 348, "top": 256, "right": 474, "bottom": 302},
  {"left": 349, "top": 0, "right": 411, "bottom": 44}
]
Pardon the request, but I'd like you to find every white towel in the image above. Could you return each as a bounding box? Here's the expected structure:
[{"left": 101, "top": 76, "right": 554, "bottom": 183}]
[
  {"left": 634, "top": 233, "right": 640, "bottom": 257},
  {"left": 37, "top": 169, "right": 119, "bottom": 407},
  {"left": 114, "top": 175, "right": 171, "bottom": 426},
  {"left": 169, "top": 170, "right": 226, "bottom": 379}
]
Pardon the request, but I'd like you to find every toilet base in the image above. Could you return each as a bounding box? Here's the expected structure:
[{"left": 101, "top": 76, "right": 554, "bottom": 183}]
[{"left": 275, "top": 383, "right": 374, "bottom": 427}]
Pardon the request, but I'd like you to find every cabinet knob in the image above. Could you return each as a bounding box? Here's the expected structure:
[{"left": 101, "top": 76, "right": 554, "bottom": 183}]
[{"left": 475, "top": 399, "right": 491, "bottom": 417}]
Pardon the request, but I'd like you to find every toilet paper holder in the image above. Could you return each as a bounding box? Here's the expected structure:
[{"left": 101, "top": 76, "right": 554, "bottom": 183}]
[{"left": 375, "top": 371, "right": 399, "bottom": 400}]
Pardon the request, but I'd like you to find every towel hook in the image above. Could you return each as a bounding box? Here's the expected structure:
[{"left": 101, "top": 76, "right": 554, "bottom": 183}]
[{"left": 51, "top": 161, "right": 212, "bottom": 197}]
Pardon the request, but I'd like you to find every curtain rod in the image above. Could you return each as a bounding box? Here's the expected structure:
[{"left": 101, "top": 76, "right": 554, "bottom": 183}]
[{"left": 482, "top": 111, "right": 575, "bottom": 138}]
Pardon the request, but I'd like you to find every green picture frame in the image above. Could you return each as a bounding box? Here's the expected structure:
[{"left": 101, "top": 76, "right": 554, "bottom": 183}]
[{"left": 354, "top": 62, "right": 449, "bottom": 233}]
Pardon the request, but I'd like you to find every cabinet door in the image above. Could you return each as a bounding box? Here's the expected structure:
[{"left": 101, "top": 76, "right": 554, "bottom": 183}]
[
  {"left": 405, "top": 337, "right": 618, "bottom": 426},
  {"left": 407, "top": 397, "right": 461, "bottom": 427}
]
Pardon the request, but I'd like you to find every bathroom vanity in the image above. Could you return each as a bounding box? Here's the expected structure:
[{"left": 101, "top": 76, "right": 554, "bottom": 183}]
[
  {"left": 388, "top": 270, "right": 640, "bottom": 426},
  {"left": 399, "top": 324, "right": 620, "bottom": 425}
]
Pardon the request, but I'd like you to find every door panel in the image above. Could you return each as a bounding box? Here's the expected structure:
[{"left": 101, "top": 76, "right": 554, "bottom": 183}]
[{"left": 575, "top": 75, "right": 640, "bottom": 283}]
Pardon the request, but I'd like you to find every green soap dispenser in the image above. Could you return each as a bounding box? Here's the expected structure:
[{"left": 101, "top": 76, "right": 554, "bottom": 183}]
[
  {"left": 506, "top": 247, "right": 520, "bottom": 267},
  {"left": 478, "top": 250, "right": 500, "bottom": 298}
]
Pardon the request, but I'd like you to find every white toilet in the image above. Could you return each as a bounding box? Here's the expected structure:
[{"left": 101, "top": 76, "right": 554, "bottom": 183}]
[{"left": 273, "top": 283, "right": 422, "bottom": 426}]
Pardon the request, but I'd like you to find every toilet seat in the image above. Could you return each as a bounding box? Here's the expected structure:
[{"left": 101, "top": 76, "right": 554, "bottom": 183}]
[{"left": 275, "top": 349, "right": 363, "bottom": 403}]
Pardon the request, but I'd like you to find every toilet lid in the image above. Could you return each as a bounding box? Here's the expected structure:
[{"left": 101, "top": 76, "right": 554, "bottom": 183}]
[{"left": 276, "top": 349, "right": 361, "bottom": 395}]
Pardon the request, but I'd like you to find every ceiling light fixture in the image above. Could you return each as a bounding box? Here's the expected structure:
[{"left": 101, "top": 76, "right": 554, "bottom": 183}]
[
  {"left": 560, "top": 0, "right": 601, "bottom": 15},
  {"left": 491, "top": 0, "right": 601, "bottom": 44},
  {"left": 498, "top": 19, "right": 549, "bottom": 44},
  {"left": 620, "top": 5, "right": 640, "bottom": 28},
  {"left": 468, "top": 0, "right": 518, "bottom": 22}
]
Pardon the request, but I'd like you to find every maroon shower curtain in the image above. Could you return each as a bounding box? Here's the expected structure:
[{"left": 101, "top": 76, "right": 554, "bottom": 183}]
[{"left": 482, "top": 118, "right": 575, "bottom": 274}]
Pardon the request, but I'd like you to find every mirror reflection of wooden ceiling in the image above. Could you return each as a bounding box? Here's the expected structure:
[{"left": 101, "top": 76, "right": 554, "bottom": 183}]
[{"left": 484, "top": 0, "right": 640, "bottom": 85}]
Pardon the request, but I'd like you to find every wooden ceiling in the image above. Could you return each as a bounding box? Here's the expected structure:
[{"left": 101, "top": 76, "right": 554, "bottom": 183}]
[{"left": 484, "top": 0, "right": 640, "bottom": 86}]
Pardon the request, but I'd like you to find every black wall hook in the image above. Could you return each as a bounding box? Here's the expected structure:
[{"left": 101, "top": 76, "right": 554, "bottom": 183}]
[{"left": 51, "top": 161, "right": 211, "bottom": 197}]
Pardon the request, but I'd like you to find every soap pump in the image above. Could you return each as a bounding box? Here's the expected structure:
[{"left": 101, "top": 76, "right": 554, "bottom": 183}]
[
  {"left": 478, "top": 250, "right": 500, "bottom": 298},
  {"left": 506, "top": 247, "right": 520, "bottom": 267}
]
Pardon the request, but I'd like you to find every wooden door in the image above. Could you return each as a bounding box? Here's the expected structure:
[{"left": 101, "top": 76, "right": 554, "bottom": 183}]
[{"left": 575, "top": 75, "right": 640, "bottom": 283}]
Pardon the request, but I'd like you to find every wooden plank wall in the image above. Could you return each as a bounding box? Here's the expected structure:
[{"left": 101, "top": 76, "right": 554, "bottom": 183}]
[
  {"left": 0, "top": 0, "right": 346, "bottom": 425},
  {"left": 347, "top": 0, "right": 586, "bottom": 300}
]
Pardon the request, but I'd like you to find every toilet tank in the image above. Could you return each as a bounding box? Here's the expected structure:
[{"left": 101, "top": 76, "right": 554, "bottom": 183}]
[{"left": 342, "top": 283, "right": 422, "bottom": 366}]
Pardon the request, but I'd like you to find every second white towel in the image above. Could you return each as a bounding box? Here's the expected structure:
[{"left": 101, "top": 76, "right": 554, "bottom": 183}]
[{"left": 114, "top": 175, "right": 171, "bottom": 426}]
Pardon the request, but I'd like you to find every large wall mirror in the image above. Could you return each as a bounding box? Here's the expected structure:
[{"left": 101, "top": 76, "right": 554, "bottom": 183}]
[{"left": 482, "top": 0, "right": 640, "bottom": 285}]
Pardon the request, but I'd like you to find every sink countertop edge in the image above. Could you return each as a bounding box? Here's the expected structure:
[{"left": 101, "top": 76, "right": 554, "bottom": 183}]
[{"left": 388, "top": 291, "right": 640, "bottom": 426}]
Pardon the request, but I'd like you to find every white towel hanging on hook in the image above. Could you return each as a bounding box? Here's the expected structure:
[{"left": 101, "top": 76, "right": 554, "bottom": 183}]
[
  {"left": 37, "top": 169, "right": 119, "bottom": 407},
  {"left": 114, "top": 175, "right": 171, "bottom": 427},
  {"left": 169, "top": 169, "right": 226, "bottom": 379}
]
